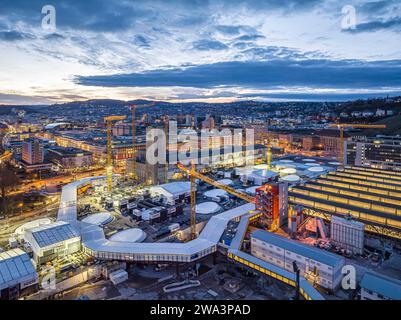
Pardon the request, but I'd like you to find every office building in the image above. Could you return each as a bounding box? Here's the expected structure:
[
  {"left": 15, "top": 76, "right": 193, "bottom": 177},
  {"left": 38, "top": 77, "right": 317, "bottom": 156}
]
[
  {"left": 48, "top": 147, "right": 93, "bottom": 169},
  {"left": 22, "top": 138, "right": 44, "bottom": 164},
  {"left": 345, "top": 136, "right": 401, "bottom": 170}
]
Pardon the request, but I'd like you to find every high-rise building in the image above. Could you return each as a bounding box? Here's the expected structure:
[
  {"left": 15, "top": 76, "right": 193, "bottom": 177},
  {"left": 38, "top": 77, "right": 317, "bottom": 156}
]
[
  {"left": 345, "top": 136, "right": 401, "bottom": 170},
  {"left": 22, "top": 138, "right": 44, "bottom": 164}
]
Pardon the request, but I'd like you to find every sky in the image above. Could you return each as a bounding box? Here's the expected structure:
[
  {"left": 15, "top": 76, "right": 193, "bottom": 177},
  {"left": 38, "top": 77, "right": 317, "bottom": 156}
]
[{"left": 1, "top": 0, "right": 401, "bottom": 105}]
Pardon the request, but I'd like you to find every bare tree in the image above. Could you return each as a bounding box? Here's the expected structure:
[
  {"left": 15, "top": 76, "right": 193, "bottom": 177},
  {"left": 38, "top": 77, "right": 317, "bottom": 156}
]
[{"left": 0, "top": 163, "right": 19, "bottom": 214}]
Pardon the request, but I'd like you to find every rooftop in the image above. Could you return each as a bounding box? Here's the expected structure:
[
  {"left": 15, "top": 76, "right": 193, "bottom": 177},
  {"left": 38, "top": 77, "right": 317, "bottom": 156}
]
[
  {"left": 251, "top": 229, "right": 345, "bottom": 268},
  {"left": 0, "top": 248, "right": 37, "bottom": 290},
  {"left": 27, "top": 221, "right": 80, "bottom": 248},
  {"left": 361, "top": 272, "right": 401, "bottom": 300},
  {"left": 48, "top": 146, "right": 92, "bottom": 156}
]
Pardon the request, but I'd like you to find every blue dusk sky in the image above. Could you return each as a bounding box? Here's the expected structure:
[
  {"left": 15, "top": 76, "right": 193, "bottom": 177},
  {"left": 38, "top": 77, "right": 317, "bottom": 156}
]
[{"left": 1, "top": 0, "right": 401, "bottom": 104}]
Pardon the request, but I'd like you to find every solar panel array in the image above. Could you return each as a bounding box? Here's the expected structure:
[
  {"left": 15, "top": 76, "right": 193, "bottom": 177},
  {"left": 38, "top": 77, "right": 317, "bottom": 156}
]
[
  {"left": 0, "top": 249, "right": 37, "bottom": 290},
  {"left": 31, "top": 222, "right": 80, "bottom": 248}
]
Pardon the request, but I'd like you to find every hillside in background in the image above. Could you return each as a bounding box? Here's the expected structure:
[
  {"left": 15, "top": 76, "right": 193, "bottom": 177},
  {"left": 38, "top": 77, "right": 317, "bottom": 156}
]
[{"left": 336, "top": 96, "right": 401, "bottom": 113}]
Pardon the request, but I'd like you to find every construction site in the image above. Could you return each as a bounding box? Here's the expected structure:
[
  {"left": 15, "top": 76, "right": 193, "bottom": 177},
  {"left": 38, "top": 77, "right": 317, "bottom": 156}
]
[{"left": 5, "top": 113, "right": 401, "bottom": 301}]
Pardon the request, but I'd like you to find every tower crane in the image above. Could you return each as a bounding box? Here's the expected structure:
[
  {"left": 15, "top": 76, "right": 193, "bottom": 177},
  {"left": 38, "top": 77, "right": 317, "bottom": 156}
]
[
  {"left": 129, "top": 102, "right": 155, "bottom": 180},
  {"left": 266, "top": 142, "right": 272, "bottom": 170},
  {"left": 177, "top": 163, "right": 280, "bottom": 234},
  {"left": 104, "top": 115, "right": 126, "bottom": 193},
  {"left": 328, "top": 123, "right": 386, "bottom": 165},
  {"left": 190, "top": 162, "right": 197, "bottom": 240},
  {"left": 164, "top": 116, "right": 170, "bottom": 183}
]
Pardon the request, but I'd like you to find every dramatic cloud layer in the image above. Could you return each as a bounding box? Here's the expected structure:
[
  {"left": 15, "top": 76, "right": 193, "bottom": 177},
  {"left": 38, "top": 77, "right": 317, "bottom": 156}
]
[
  {"left": 76, "top": 59, "right": 401, "bottom": 89},
  {"left": 1, "top": 0, "right": 401, "bottom": 104}
]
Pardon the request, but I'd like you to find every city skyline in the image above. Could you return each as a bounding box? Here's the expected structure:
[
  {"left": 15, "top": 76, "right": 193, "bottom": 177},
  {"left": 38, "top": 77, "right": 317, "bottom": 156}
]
[{"left": 1, "top": 0, "right": 401, "bottom": 105}]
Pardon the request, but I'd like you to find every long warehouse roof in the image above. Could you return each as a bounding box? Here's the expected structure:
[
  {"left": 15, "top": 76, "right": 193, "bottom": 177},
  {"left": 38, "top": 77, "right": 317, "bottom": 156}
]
[
  {"left": 289, "top": 192, "right": 401, "bottom": 222},
  {"left": 361, "top": 272, "right": 401, "bottom": 300},
  {"left": 251, "top": 229, "right": 345, "bottom": 268},
  {"left": 292, "top": 185, "right": 401, "bottom": 211},
  {"left": 228, "top": 249, "right": 325, "bottom": 300},
  {"left": 315, "top": 176, "right": 401, "bottom": 198},
  {"left": 0, "top": 249, "right": 37, "bottom": 291},
  {"left": 304, "top": 181, "right": 401, "bottom": 203},
  {"left": 289, "top": 166, "right": 401, "bottom": 234}
]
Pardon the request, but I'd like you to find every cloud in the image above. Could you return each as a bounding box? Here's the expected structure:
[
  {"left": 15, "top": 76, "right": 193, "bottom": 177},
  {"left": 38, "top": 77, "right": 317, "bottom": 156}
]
[
  {"left": 345, "top": 17, "right": 401, "bottom": 33},
  {"left": 358, "top": 0, "right": 401, "bottom": 16},
  {"left": 0, "top": 0, "right": 322, "bottom": 33},
  {"left": 192, "top": 39, "right": 228, "bottom": 51},
  {"left": 75, "top": 59, "right": 401, "bottom": 90},
  {"left": 134, "top": 35, "right": 151, "bottom": 48},
  {"left": 234, "top": 34, "right": 265, "bottom": 41},
  {"left": 0, "top": 30, "right": 35, "bottom": 41}
]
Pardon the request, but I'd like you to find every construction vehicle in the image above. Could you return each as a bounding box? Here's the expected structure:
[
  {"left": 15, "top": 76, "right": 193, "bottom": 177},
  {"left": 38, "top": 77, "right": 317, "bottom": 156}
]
[
  {"left": 177, "top": 163, "right": 280, "bottom": 234},
  {"left": 329, "top": 123, "right": 386, "bottom": 164},
  {"left": 104, "top": 115, "right": 126, "bottom": 193}
]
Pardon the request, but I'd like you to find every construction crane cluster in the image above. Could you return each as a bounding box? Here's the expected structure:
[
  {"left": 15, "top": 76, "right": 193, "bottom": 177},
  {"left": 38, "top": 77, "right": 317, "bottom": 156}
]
[
  {"left": 177, "top": 162, "right": 279, "bottom": 240},
  {"left": 103, "top": 103, "right": 155, "bottom": 194}
]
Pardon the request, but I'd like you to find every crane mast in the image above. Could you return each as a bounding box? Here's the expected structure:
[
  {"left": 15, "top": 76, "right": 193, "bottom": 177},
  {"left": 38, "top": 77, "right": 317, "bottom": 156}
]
[
  {"left": 130, "top": 105, "right": 137, "bottom": 180},
  {"left": 104, "top": 115, "right": 126, "bottom": 193},
  {"left": 190, "top": 162, "right": 197, "bottom": 240}
]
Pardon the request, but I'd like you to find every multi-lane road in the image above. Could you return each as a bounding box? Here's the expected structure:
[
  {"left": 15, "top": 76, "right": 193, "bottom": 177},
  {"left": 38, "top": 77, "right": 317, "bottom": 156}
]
[{"left": 10, "top": 168, "right": 106, "bottom": 196}]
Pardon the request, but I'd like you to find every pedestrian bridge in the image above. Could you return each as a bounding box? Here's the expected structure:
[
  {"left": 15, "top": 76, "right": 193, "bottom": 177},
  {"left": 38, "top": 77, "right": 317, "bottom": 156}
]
[{"left": 58, "top": 177, "right": 324, "bottom": 300}]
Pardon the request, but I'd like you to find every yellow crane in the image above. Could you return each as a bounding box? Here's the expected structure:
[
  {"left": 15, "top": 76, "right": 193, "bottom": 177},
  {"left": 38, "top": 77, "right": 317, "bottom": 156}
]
[
  {"left": 189, "top": 162, "right": 197, "bottom": 240},
  {"left": 104, "top": 115, "right": 126, "bottom": 193},
  {"left": 266, "top": 144, "right": 272, "bottom": 170},
  {"left": 164, "top": 116, "right": 170, "bottom": 183},
  {"left": 177, "top": 163, "right": 255, "bottom": 203},
  {"left": 329, "top": 123, "right": 386, "bottom": 164},
  {"left": 177, "top": 162, "right": 256, "bottom": 240}
]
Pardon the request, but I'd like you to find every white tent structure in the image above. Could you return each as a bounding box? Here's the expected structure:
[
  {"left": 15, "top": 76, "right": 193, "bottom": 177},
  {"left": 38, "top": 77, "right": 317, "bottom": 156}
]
[
  {"left": 14, "top": 218, "right": 52, "bottom": 240},
  {"left": 281, "top": 168, "right": 297, "bottom": 175},
  {"left": 195, "top": 202, "right": 221, "bottom": 215},
  {"left": 280, "top": 160, "right": 294, "bottom": 163},
  {"left": 82, "top": 212, "right": 113, "bottom": 226},
  {"left": 204, "top": 189, "right": 229, "bottom": 202},
  {"left": 281, "top": 174, "right": 301, "bottom": 183},
  {"left": 307, "top": 166, "right": 325, "bottom": 173},
  {"left": 109, "top": 228, "right": 146, "bottom": 243},
  {"left": 149, "top": 182, "right": 190, "bottom": 203}
]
